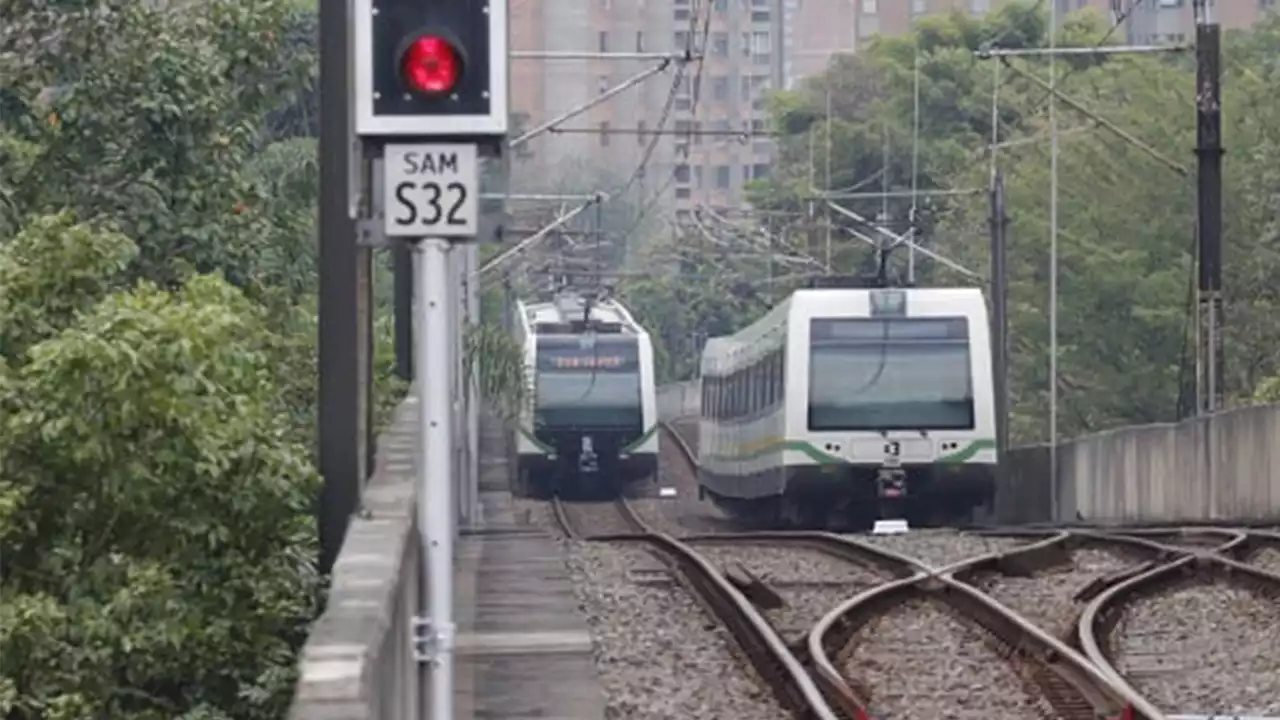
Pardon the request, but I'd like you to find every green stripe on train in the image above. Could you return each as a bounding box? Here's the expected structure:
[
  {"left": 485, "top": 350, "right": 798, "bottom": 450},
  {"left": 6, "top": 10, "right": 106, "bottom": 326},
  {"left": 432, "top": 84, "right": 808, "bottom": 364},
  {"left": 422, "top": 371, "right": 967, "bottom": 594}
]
[{"left": 703, "top": 438, "right": 996, "bottom": 465}]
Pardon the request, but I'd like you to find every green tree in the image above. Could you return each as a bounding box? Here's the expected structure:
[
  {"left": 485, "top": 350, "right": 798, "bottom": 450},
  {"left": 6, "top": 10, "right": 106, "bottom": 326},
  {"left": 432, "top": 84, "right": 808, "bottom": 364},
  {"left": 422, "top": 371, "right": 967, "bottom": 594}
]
[{"left": 0, "top": 231, "right": 319, "bottom": 716}]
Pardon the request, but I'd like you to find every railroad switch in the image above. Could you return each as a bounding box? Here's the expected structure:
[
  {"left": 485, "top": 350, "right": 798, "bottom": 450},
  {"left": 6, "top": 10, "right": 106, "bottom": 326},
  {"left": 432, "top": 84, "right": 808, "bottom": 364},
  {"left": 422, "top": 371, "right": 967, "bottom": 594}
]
[{"left": 722, "top": 562, "right": 786, "bottom": 610}]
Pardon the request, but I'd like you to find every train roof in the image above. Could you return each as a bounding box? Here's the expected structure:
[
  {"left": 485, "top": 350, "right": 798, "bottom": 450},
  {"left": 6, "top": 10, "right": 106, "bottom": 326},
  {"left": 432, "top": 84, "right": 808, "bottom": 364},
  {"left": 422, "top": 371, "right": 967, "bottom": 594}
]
[
  {"left": 517, "top": 293, "right": 649, "bottom": 338},
  {"left": 702, "top": 286, "right": 986, "bottom": 363}
]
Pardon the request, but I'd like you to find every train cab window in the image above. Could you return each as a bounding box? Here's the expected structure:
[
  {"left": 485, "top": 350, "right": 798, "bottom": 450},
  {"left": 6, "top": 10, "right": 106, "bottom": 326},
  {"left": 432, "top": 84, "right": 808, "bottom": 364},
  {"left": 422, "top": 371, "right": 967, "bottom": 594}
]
[
  {"left": 807, "top": 317, "right": 975, "bottom": 431},
  {"left": 534, "top": 338, "right": 643, "bottom": 429}
]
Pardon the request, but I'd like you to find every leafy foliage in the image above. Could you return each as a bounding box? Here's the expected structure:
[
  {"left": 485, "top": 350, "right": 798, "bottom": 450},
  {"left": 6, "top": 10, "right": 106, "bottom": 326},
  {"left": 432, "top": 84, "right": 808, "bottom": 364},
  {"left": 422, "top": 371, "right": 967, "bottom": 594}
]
[
  {"left": 0, "top": 274, "right": 320, "bottom": 719},
  {"left": 0, "top": 0, "right": 347, "bottom": 716}
]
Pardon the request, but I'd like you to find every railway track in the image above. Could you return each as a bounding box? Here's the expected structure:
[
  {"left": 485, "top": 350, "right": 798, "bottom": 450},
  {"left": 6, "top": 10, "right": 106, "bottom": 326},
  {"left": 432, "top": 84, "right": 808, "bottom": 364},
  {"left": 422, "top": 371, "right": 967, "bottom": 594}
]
[
  {"left": 1077, "top": 529, "right": 1280, "bottom": 718},
  {"left": 549, "top": 433, "right": 1280, "bottom": 718},
  {"left": 551, "top": 495, "right": 845, "bottom": 720},
  {"left": 807, "top": 533, "right": 1162, "bottom": 720}
]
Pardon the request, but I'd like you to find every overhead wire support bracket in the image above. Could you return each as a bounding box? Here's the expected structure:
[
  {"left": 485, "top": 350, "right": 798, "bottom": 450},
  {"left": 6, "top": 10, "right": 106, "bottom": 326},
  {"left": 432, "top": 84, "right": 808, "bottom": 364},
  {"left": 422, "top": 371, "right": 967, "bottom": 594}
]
[
  {"left": 482, "top": 193, "right": 603, "bottom": 202},
  {"left": 508, "top": 60, "right": 681, "bottom": 150},
  {"left": 974, "top": 43, "right": 1190, "bottom": 59},
  {"left": 511, "top": 50, "right": 698, "bottom": 61},
  {"left": 826, "top": 201, "right": 981, "bottom": 280},
  {"left": 476, "top": 195, "right": 607, "bottom": 277},
  {"left": 811, "top": 188, "right": 982, "bottom": 201},
  {"left": 994, "top": 59, "right": 1189, "bottom": 176}
]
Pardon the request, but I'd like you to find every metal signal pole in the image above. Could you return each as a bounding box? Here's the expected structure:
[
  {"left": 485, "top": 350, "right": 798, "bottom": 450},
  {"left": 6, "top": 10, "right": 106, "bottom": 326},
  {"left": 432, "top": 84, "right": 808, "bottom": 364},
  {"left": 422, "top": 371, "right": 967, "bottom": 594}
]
[
  {"left": 1194, "top": 0, "right": 1224, "bottom": 415},
  {"left": 989, "top": 171, "right": 1010, "bottom": 466}
]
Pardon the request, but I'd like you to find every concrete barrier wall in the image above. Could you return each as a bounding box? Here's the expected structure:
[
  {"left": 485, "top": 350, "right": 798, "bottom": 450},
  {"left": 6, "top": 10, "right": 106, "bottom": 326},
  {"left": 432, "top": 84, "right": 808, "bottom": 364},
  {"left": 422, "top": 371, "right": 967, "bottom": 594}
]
[
  {"left": 1002, "top": 403, "right": 1280, "bottom": 525},
  {"left": 659, "top": 380, "right": 1280, "bottom": 525},
  {"left": 290, "top": 397, "right": 420, "bottom": 720},
  {"left": 657, "top": 379, "right": 700, "bottom": 420}
]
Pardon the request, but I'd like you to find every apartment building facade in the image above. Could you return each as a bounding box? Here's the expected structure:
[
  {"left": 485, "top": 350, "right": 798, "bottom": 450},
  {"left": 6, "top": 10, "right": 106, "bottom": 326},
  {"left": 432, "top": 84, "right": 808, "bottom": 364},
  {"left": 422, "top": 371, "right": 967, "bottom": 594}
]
[
  {"left": 509, "top": 0, "right": 1273, "bottom": 222},
  {"left": 1072, "top": 0, "right": 1271, "bottom": 44},
  {"left": 509, "top": 0, "right": 786, "bottom": 219},
  {"left": 507, "top": 0, "right": 679, "bottom": 212}
]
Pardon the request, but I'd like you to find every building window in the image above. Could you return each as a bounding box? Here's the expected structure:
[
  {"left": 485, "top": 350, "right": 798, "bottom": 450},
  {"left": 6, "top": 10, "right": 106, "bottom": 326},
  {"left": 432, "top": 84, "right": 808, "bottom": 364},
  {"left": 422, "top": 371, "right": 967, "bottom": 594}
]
[
  {"left": 753, "top": 163, "right": 771, "bottom": 179},
  {"left": 751, "top": 10, "right": 769, "bottom": 21},
  {"left": 694, "top": 166, "right": 704, "bottom": 187},
  {"left": 599, "top": 121, "right": 610, "bottom": 146},
  {"left": 674, "top": 164, "right": 691, "bottom": 183},
  {"left": 751, "top": 31, "right": 770, "bottom": 54},
  {"left": 712, "top": 32, "right": 730, "bottom": 56},
  {"left": 712, "top": 76, "right": 730, "bottom": 100},
  {"left": 676, "top": 187, "right": 692, "bottom": 199},
  {"left": 861, "top": 0, "right": 877, "bottom": 12},
  {"left": 741, "top": 32, "right": 752, "bottom": 56},
  {"left": 674, "top": 8, "right": 690, "bottom": 20},
  {"left": 714, "top": 0, "right": 728, "bottom": 10},
  {"left": 635, "top": 31, "right": 645, "bottom": 51},
  {"left": 715, "top": 165, "right": 731, "bottom": 188},
  {"left": 674, "top": 31, "right": 689, "bottom": 50},
  {"left": 598, "top": 31, "right": 608, "bottom": 52},
  {"left": 692, "top": 121, "right": 703, "bottom": 144},
  {"left": 742, "top": 164, "right": 752, "bottom": 182}
]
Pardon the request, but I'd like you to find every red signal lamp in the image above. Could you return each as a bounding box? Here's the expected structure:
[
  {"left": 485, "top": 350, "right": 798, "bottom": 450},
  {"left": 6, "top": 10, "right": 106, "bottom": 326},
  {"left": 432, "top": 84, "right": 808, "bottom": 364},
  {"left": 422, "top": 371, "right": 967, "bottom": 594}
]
[{"left": 399, "top": 35, "right": 462, "bottom": 96}]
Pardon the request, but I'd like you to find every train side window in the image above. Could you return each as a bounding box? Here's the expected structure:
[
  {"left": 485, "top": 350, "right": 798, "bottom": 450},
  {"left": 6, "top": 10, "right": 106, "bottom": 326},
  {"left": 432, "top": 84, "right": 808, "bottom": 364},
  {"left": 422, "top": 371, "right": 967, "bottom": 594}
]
[
  {"left": 737, "top": 368, "right": 746, "bottom": 419},
  {"left": 713, "top": 375, "right": 723, "bottom": 420},
  {"left": 760, "top": 351, "right": 771, "bottom": 408},
  {"left": 761, "top": 356, "right": 771, "bottom": 409},
  {"left": 737, "top": 366, "right": 746, "bottom": 418}
]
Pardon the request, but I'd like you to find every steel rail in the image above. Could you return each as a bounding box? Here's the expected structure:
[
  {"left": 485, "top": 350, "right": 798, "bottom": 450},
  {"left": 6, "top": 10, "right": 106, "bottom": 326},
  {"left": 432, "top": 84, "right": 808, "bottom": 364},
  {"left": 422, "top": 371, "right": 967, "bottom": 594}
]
[
  {"left": 809, "top": 532, "right": 1172, "bottom": 720},
  {"left": 555, "top": 496, "right": 843, "bottom": 720},
  {"left": 1076, "top": 529, "right": 1275, "bottom": 719}
]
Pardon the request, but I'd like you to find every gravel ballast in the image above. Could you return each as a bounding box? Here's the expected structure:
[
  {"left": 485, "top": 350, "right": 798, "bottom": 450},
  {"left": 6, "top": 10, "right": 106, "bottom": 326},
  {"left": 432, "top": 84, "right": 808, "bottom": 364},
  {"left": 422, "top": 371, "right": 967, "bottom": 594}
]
[
  {"left": 844, "top": 597, "right": 1056, "bottom": 720},
  {"left": 857, "top": 530, "right": 1026, "bottom": 567},
  {"left": 1113, "top": 580, "right": 1280, "bottom": 716},
  {"left": 692, "top": 543, "right": 894, "bottom": 640},
  {"left": 565, "top": 541, "right": 787, "bottom": 719},
  {"left": 970, "top": 547, "right": 1137, "bottom": 634}
]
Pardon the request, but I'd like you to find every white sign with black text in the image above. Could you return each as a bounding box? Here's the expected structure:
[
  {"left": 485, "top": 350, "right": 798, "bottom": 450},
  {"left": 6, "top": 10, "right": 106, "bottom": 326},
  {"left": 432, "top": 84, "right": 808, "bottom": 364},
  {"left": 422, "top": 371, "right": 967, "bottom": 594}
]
[{"left": 383, "top": 143, "right": 479, "bottom": 238}]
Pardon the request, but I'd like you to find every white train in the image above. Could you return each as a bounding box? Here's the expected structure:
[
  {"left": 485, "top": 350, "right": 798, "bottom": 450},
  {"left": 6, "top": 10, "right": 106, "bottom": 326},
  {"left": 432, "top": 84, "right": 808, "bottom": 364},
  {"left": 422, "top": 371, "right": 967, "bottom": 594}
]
[
  {"left": 513, "top": 293, "right": 659, "bottom": 498},
  {"left": 697, "top": 286, "right": 997, "bottom": 528}
]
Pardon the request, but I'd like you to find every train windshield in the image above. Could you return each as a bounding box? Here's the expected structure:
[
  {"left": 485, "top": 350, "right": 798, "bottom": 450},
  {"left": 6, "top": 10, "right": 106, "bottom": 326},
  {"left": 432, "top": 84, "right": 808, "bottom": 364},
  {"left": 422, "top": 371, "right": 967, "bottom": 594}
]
[
  {"left": 535, "top": 337, "right": 643, "bottom": 428},
  {"left": 808, "top": 317, "right": 974, "bottom": 431}
]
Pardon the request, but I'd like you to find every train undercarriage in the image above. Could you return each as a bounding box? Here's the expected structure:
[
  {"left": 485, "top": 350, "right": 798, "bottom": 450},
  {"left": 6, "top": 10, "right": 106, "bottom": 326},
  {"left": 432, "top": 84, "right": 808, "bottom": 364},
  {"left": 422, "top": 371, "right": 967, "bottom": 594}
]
[
  {"left": 516, "top": 431, "right": 657, "bottom": 500},
  {"left": 700, "top": 463, "right": 996, "bottom": 532}
]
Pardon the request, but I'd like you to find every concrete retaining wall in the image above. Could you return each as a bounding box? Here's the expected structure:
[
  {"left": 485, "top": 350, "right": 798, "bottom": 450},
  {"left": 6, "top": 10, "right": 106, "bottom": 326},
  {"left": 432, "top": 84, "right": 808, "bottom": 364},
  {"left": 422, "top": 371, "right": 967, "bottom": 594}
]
[
  {"left": 1000, "top": 403, "right": 1280, "bottom": 525},
  {"left": 289, "top": 398, "right": 420, "bottom": 720},
  {"left": 656, "top": 381, "right": 1280, "bottom": 526}
]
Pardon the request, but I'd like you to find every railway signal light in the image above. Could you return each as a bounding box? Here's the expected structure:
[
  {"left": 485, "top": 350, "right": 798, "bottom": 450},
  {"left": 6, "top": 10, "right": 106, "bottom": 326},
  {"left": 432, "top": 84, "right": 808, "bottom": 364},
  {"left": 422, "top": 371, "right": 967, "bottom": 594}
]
[
  {"left": 353, "top": 0, "right": 508, "bottom": 139},
  {"left": 399, "top": 35, "right": 462, "bottom": 97}
]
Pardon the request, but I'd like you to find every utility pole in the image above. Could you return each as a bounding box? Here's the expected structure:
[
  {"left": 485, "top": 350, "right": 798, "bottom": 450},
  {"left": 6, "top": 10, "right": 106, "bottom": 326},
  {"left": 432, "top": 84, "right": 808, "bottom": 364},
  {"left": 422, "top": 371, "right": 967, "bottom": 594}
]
[
  {"left": 1194, "top": 0, "right": 1224, "bottom": 415},
  {"left": 989, "top": 171, "right": 1010, "bottom": 489}
]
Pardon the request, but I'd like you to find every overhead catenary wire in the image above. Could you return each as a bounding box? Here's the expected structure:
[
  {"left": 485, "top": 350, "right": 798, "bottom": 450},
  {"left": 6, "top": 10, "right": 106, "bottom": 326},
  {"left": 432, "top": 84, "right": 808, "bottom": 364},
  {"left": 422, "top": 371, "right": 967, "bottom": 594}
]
[{"left": 612, "top": 0, "right": 713, "bottom": 245}]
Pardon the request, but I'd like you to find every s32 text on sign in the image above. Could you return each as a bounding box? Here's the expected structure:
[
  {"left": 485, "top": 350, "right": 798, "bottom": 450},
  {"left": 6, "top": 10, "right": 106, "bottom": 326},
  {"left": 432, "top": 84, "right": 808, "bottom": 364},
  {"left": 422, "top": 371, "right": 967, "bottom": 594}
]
[{"left": 384, "top": 143, "right": 479, "bottom": 238}]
